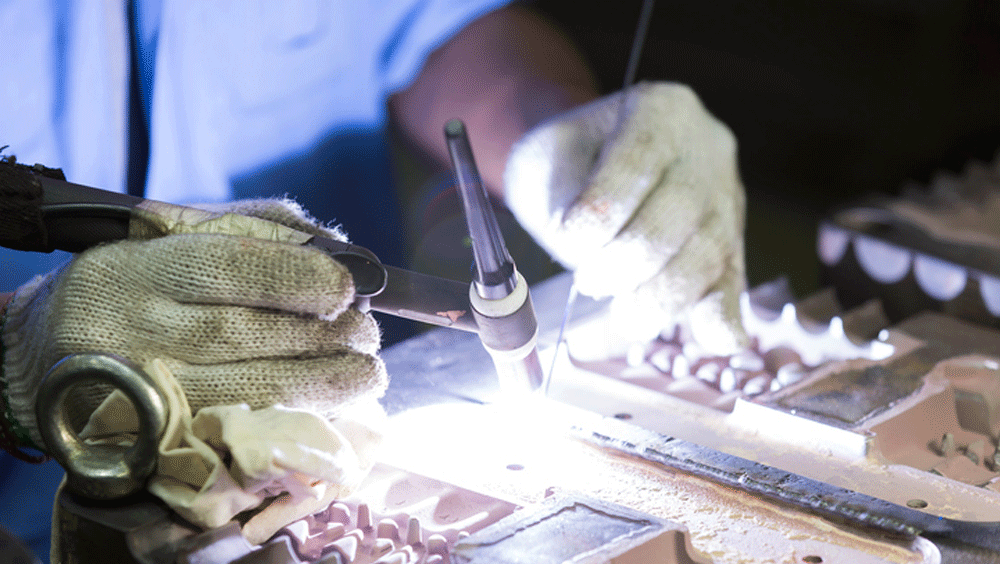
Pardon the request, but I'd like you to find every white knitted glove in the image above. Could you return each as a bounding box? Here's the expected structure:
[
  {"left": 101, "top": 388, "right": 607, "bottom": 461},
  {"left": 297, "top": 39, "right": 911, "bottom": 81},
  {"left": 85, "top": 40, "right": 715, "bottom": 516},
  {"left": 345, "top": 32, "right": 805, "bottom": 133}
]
[
  {"left": 1, "top": 199, "right": 387, "bottom": 451},
  {"left": 505, "top": 82, "right": 748, "bottom": 354}
]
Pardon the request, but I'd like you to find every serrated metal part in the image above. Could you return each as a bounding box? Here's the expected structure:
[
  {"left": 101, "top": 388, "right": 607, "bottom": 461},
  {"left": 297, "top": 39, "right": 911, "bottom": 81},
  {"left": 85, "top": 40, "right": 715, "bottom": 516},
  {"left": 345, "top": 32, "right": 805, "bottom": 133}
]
[{"left": 740, "top": 291, "right": 895, "bottom": 366}]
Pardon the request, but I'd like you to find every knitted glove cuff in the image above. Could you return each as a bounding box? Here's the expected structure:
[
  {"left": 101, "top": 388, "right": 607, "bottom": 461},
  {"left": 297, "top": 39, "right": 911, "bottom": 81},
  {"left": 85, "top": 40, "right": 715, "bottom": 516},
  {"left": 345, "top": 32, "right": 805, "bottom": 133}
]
[{"left": 0, "top": 287, "right": 49, "bottom": 462}]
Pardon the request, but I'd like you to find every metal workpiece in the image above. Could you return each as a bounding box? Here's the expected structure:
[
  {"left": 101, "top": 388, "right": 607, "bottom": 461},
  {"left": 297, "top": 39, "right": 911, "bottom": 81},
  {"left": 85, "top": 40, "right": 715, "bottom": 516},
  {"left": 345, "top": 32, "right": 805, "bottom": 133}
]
[
  {"left": 577, "top": 423, "right": 1000, "bottom": 560},
  {"left": 54, "top": 272, "right": 1000, "bottom": 563},
  {"left": 444, "top": 119, "right": 517, "bottom": 300},
  {"left": 452, "top": 495, "right": 708, "bottom": 564},
  {"left": 36, "top": 354, "right": 168, "bottom": 500}
]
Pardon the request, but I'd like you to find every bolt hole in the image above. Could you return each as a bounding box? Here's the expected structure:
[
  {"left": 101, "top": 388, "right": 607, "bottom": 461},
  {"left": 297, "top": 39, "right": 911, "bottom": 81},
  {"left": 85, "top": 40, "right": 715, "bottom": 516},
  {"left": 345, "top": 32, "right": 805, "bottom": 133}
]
[
  {"left": 506, "top": 464, "right": 524, "bottom": 471},
  {"left": 613, "top": 413, "right": 633, "bottom": 420},
  {"left": 907, "top": 499, "right": 928, "bottom": 509},
  {"left": 802, "top": 556, "right": 823, "bottom": 564}
]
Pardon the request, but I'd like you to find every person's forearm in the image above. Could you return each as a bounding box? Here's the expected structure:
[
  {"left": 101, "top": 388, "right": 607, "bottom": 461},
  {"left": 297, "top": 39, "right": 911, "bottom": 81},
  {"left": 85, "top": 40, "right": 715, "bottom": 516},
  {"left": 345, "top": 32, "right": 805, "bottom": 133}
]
[{"left": 390, "top": 4, "right": 599, "bottom": 199}]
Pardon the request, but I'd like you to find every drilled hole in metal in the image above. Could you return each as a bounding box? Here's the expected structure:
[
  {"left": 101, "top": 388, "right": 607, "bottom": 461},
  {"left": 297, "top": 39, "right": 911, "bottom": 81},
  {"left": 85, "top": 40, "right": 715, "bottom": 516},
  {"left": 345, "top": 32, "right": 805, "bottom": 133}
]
[
  {"left": 907, "top": 499, "right": 929, "bottom": 509},
  {"left": 802, "top": 556, "right": 823, "bottom": 564},
  {"left": 613, "top": 413, "right": 633, "bottom": 420}
]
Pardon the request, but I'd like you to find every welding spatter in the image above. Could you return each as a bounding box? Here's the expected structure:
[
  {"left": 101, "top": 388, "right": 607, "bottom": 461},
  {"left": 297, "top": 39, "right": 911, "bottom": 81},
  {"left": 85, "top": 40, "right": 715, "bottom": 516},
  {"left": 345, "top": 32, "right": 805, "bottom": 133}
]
[{"left": 445, "top": 119, "right": 545, "bottom": 395}]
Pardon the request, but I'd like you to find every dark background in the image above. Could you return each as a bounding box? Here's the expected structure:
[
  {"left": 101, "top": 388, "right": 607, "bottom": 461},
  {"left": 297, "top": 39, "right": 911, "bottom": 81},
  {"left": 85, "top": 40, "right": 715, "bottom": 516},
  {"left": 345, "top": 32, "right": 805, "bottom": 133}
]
[{"left": 530, "top": 0, "right": 1000, "bottom": 296}]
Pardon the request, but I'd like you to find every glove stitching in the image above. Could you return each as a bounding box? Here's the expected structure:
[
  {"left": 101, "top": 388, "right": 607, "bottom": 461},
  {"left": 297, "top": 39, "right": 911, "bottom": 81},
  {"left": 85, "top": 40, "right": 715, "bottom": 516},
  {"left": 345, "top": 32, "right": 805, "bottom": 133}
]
[{"left": 0, "top": 290, "right": 49, "bottom": 462}]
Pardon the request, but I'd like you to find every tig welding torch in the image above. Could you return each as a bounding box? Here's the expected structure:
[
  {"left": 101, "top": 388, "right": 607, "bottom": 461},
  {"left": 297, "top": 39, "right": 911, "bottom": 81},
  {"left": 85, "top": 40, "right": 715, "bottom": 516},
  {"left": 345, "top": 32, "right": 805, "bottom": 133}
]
[{"left": 445, "top": 119, "right": 545, "bottom": 394}]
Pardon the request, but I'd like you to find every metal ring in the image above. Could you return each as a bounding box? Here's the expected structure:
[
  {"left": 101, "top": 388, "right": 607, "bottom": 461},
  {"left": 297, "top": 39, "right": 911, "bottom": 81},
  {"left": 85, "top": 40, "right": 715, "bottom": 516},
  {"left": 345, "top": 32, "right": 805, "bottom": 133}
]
[{"left": 36, "top": 354, "right": 168, "bottom": 500}]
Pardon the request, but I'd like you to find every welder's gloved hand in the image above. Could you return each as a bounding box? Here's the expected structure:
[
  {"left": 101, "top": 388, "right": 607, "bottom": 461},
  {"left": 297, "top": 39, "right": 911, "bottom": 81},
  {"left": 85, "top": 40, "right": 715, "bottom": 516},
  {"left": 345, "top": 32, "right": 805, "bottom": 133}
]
[
  {"left": 1, "top": 199, "right": 387, "bottom": 451},
  {"left": 505, "top": 81, "right": 748, "bottom": 354}
]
